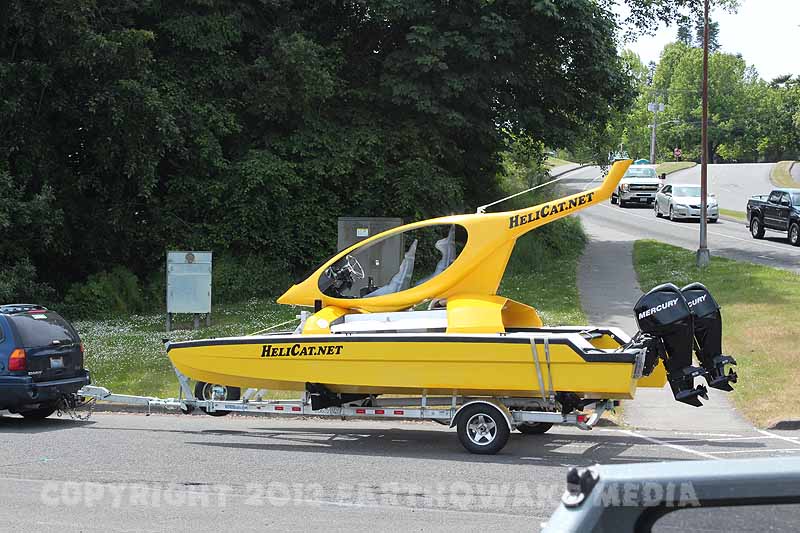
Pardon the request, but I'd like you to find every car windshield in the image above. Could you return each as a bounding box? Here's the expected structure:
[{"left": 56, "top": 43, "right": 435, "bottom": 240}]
[
  {"left": 9, "top": 312, "right": 79, "bottom": 347},
  {"left": 792, "top": 193, "right": 800, "bottom": 206},
  {"left": 625, "top": 167, "right": 657, "bottom": 178},
  {"left": 673, "top": 186, "right": 701, "bottom": 197}
]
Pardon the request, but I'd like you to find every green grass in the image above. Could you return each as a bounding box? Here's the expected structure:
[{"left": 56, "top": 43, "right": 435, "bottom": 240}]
[
  {"left": 655, "top": 161, "right": 696, "bottom": 175},
  {"left": 633, "top": 240, "right": 800, "bottom": 427},
  {"left": 545, "top": 156, "right": 575, "bottom": 169},
  {"left": 499, "top": 219, "right": 586, "bottom": 325},
  {"left": 77, "top": 300, "right": 297, "bottom": 398},
  {"left": 770, "top": 161, "right": 799, "bottom": 188},
  {"left": 719, "top": 208, "right": 746, "bottom": 221}
]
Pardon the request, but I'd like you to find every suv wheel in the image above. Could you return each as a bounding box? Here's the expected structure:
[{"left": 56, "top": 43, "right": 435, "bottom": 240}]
[
  {"left": 751, "top": 216, "right": 765, "bottom": 239},
  {"left": 18, "top": 404, "right": 58, "bottom": 420},
  {"left": 789, "top": 222, "right": 800, "bottom": 246}
]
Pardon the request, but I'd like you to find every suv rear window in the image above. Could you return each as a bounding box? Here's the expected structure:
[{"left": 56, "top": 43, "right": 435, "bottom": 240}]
[{"left": 8, "top": 312, "right": 79, "bottom": 347}]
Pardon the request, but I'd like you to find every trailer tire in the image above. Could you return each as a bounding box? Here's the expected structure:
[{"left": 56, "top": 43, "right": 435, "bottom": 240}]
[
  {"left": 456, "top": 404, "right": 510, "bottom": 455},
  {"left": 516, "top": 422, "right": 553, "bottom": 435},
  {"left": 194, "top": 382, "right": 240, "bottom": 417}
]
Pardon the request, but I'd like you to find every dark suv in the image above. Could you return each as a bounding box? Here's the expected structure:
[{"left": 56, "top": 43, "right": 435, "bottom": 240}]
[{"left": 0, "top": 304, "right": 90, "bottom": 419}]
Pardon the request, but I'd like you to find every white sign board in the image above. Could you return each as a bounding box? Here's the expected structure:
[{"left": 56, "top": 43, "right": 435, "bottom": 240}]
[{"left": 167, "top": 251, "right": 212, "bottom": 313}]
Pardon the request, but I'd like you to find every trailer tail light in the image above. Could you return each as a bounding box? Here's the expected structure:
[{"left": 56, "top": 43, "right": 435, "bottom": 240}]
[
  {"left": 9, "top": 348, "right": 26, "bottom": 371},
  {"left": 375, "top": 409, "right": 385, "bottom": 415},
  {"left": 576, "top": 414, "right": 587, "bottom": 424}
]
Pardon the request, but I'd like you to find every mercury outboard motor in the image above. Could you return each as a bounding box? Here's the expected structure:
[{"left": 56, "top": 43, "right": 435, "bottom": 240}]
[
  {"left": 681, "top": 282, "right": 738, "bottom": 391},
  {"left": 633, "top": 283, "right": 709, "bottom": 406}
]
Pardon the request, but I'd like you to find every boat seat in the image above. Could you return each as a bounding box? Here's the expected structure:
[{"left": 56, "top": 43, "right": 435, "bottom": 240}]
[
  {"left": 369, "top": 239, "right": 418, "bottom": 297},
  {"left": 414, "top": 225, "right": 457, "bottom": 287}
]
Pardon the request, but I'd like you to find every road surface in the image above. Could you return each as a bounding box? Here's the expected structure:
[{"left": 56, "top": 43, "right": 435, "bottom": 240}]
[
  {"left": 2, "top": 412, "right": 799, "bottom": 532},
  {"left": 665, "top": 163, "right": 774, "bottom": 212},
  {"left": 557, "top": 164, "right": 800, "bottom": 273}
]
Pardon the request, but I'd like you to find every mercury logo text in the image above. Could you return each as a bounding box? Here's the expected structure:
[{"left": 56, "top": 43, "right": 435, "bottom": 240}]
[
  {"left": 686, "top": 294, "right": 707, "bottom": 308},
  {"left": 261, "top": 344, "right": 344, "bottom": 357},
  {"left": 638, "top": 298, "right": 680, "bottom": 320}
]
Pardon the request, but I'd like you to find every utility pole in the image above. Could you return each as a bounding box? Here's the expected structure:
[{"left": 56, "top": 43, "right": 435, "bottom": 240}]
[
  {"left": 648, "top": 100, "right": 665, "bottom": 164},
  {"left": 697, "top": 0, "right": 711, "bottom": 267}
]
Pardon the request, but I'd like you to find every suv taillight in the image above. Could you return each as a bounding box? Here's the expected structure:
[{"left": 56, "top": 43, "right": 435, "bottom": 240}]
[{"left": 9, "top": 348, "right": 26, "bottom": 371}]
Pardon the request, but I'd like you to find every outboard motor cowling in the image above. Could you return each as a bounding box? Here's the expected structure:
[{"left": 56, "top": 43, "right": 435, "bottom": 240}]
[
  {"left": 633, "top": 283, "right": 709, "bottom": 406},
  {"left": 681, "top": 282, "right": 738, "bottom": 391}
]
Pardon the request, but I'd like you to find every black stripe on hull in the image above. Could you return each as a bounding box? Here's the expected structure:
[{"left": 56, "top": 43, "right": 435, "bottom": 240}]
[{"left": 168, "top": 334, "right": 636, "bottom": 364}]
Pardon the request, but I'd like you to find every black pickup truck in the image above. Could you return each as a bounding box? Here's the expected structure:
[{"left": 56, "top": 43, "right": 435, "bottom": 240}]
[{"left": 746, "top": 188, "right": 800, "bottom": 245}]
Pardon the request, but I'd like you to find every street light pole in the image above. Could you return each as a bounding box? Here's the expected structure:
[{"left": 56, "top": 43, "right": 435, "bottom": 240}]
[
  {"left": 696, "top": 0, "right": 711, "bottom": 267},
  {"left": 648, "top": 100, "right": 664, "bottom": 164}
]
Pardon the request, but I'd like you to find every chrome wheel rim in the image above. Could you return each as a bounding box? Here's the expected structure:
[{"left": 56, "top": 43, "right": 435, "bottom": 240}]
[
  {"left": 466, "top": 413, "right": 497, "bottom": 446},
  {"left": 202, "top": 383, "right": 228, "bottom": 401},
  {"left": 792, "top": 226, "right": 799, "bottom": 243},
  {"left": 752, "top": 219, "right": 759, "bottom": 236}
]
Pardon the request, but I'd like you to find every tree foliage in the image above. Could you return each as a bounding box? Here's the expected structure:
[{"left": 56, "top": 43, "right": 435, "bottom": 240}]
[{"left": 1, "top": 0, "right": 636, "bottom": 300}]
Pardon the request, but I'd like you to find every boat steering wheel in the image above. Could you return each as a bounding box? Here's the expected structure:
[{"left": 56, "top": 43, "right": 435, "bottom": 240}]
[{"left": 342, "top": 254, "right": 365, "bottom": 279}]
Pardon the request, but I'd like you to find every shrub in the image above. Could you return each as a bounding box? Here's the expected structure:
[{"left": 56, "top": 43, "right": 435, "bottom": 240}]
[
  {"left": 212, "top": 253, "right": 293, "bottom": 304},
  {"left": 63, "top": 267, "right": 146, "bottom": 318}
]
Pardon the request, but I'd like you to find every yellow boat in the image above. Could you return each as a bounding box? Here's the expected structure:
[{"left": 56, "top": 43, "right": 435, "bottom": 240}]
[{"left": 168, "top": 159, "right": 736, "bottom": 416}]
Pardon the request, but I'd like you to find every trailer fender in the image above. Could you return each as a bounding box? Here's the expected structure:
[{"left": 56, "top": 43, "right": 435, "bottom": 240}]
[{"left": 450, "top": 399, "right": 514, "bottom": 432}]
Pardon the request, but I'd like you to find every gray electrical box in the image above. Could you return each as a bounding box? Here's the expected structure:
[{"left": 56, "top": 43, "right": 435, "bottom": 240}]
[
  {"left": 166, "top": 251, "right": 212, "bottom": 331},
  {"left": 337, "top": 217, "right": 403, "bottom": 295}
]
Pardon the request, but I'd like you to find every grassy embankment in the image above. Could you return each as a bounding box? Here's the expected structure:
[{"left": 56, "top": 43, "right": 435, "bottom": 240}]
[
  {"left": 719, "top": 208, "right": 747, "bottom": 222},
  {"left": 655, "top": 161, "right": 696, "bottom": 175},
  {"left": 544, "top": 156, "right": 575, "bottom": 169},
  {"left": 634, "top": 240, "right": 800, "bottom": 427},
  {"left": 770, "top": 161, "right": 799, "bottom": 188}
]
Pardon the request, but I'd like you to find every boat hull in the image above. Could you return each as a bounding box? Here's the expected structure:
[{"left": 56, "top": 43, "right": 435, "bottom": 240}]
[{"left": 167, "top": 333, "right": 642, "bottom": 399}]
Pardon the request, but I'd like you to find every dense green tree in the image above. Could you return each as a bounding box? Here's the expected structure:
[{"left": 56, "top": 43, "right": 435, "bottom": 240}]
[{"left": 1, "top": 0, "right": 637, "bottom": 300}]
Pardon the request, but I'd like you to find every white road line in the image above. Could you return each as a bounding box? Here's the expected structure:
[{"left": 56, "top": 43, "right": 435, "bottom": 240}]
[
  {"left": 757, "top": 429, "right": 800, "bottom": 446},
  {"left": 707, "top": 448, "right": 800, "bottom": 455},
  {"left": 617, "top": 429, "right": 719, "bottom": 460},
  {"left": 598, "top": 202, "right": 800, "bottom": 254},
  {"left": 657, "top": 435, "right": 786, "bottom": 445}
]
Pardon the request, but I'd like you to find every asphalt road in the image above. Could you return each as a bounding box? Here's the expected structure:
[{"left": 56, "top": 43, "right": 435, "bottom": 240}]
[
  {"left": 665, "top": 162, "right": 774, "bottom": 212},
  {"left": 558, "top": 164, "right": 800, "bottom": 273},
  {"left": 2, "top": 412, "right": 800, "bottom": 532}
]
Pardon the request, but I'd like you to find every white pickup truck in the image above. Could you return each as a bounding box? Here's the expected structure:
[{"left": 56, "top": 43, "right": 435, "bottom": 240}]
[{"left": 611, "top": 164, "right": 661, "bottom": 207}]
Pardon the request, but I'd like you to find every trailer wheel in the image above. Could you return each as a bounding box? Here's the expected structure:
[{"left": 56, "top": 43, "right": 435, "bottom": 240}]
[
  {"left": 195, "top": 382, "right": 240, "bottom": 417},
  {"left": 456, "top": 404, "right": 510, "bottom": 455},
  {"left": 516, "top": 422, "right": 553, "bottom": 435}
]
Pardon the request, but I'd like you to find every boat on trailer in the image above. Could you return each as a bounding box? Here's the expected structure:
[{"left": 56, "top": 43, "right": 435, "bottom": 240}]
[{"left": 82, "top": 160, "right": 738, "bottom": 454}]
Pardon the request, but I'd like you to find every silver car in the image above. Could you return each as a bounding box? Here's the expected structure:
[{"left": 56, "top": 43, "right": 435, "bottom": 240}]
[{"left": 654, "top": 184, "right": 719, "bottom": 222}]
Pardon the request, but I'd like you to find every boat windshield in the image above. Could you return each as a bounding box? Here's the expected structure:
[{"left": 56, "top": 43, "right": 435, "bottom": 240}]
[{"left": 318, "top": 224, "right": 467, "bottom": 299}]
